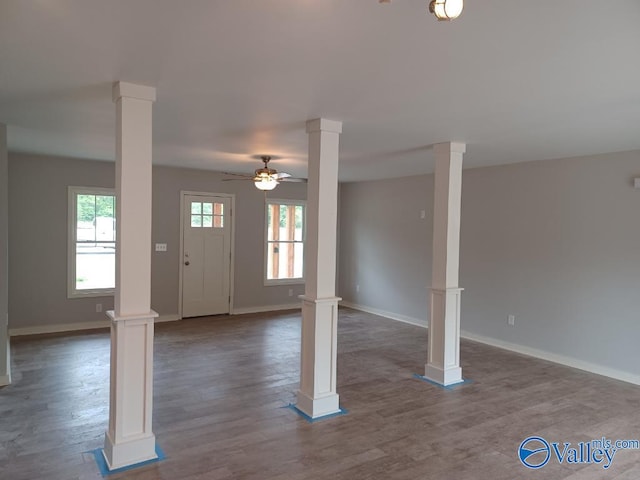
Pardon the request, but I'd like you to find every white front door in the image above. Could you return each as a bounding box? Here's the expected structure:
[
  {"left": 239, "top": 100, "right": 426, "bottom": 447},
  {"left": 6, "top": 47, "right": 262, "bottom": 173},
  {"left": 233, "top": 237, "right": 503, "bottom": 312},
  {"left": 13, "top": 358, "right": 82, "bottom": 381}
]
[{"left": 181, "top": 194, "right": 232, "bottom": 317}]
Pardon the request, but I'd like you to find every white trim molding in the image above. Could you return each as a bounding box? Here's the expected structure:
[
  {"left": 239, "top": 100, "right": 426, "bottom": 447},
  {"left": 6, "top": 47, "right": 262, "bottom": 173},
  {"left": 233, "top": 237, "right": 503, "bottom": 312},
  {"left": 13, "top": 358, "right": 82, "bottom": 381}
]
[
  {"left": 460, "top": 330, "right": 640, "bottom": 387},
  {"left": 231, "top": 303, "right": 301, "bottom": 315},
  {"left": 339, "top": 301, "right": 427, "bottom": 328},
  {"left": 9, "top": 320, "right": 110, "bottom": 337},
  {"left": 8, "top": 314, "right": 182, "bottom": 337},
  {"left": 340, "top": 302, "right": 640, "bottom": 386}
]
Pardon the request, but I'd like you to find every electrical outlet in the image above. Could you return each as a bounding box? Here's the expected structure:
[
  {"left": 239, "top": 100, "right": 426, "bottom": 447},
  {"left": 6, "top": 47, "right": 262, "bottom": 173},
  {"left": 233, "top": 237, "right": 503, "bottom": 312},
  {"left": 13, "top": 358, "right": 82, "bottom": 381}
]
[
  {"left": 96, "top": 303, "right": 102, "bottom": 313},
  {"left": 420, "top": 210, "right": 426, "bottom": 219},
  {"left": 508, "top": 314, "right": 515, "bottom": 326},
  {"left": 356, "top": 284, "right": 360, "bottom": 292},
  {"left": 288, "top": 289, "right": 293, "bottom": 297}
]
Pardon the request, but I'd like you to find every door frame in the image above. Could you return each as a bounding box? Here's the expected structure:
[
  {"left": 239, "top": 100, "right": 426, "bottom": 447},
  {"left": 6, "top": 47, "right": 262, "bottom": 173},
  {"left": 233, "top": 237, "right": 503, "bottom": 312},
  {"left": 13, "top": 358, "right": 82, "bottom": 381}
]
[{"left": 178, "top": 191, "right": 236, "bottom": 317}]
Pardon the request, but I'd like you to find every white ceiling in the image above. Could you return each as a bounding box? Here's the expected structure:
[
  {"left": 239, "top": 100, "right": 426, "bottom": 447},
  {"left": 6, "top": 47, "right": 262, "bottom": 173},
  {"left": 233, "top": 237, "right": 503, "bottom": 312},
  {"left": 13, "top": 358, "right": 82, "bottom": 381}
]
[{"left": 1, "top": 1, "right": 639, "bottom": 181}]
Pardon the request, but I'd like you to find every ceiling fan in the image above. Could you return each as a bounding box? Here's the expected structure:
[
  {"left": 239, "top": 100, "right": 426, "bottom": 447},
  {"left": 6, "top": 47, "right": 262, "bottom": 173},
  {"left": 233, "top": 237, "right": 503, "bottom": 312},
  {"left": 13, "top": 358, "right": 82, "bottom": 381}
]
[{"left": 223, "top": 155, "right": 306, "bottom": 191}]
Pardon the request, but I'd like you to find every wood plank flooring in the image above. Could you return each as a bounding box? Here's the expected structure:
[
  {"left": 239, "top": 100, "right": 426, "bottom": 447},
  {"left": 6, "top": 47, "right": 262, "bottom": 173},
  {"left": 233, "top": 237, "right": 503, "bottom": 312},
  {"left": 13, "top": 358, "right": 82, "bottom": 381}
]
[{"left": 1, "top": 307, "right": 639, "bottom": 479}]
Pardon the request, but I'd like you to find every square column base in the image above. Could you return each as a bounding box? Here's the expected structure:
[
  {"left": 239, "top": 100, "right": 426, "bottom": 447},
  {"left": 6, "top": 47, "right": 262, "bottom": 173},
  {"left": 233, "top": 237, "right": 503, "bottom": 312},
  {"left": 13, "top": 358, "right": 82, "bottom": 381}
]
[
  {"left": 103, "top": 431, "right": 157, "bottom": 471},
  {"left": 297, "top": 295, "right": 341, "bottom": 419},
  {"left": 104, "top": 310, "right": 157, "bottom": 470},
  {"left": 424, "top": 363, "right": 463, "bottom": 386},
  {"left": 296, "top": 390, "right": 340, "bottom": 419}
]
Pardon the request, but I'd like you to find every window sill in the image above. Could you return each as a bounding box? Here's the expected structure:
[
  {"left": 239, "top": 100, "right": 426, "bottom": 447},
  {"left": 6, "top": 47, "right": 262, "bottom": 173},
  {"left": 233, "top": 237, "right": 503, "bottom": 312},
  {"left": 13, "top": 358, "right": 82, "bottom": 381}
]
[
  {"left": 264, "top": 278, "right": 305, "bottom": 287},
  {"left": 68, "top": 290, "right": 115, "bottom": 299}
]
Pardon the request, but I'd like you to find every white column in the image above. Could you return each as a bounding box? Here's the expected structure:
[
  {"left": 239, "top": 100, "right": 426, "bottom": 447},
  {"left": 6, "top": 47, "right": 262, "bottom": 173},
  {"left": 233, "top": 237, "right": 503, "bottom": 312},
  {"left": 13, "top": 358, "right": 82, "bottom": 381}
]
[
  {"left": 297, "top": 118, "right": 342, "bottom": 419},
  {"left": 0, "top": 123, "right": 11, "bottom": 386},
  {"left": 424, "top": 142, "right": 466, "bottom": 386},
  {"left": 103, "top": 82, "right": 158, "bottom": 470}
]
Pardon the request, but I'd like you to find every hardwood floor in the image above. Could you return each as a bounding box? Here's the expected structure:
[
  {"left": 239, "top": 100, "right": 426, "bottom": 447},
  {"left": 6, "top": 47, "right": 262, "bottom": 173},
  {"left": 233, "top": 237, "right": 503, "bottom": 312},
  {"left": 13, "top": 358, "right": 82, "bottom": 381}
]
[{"left": 1, "top": 307, "right": 639, "bottom": 479}]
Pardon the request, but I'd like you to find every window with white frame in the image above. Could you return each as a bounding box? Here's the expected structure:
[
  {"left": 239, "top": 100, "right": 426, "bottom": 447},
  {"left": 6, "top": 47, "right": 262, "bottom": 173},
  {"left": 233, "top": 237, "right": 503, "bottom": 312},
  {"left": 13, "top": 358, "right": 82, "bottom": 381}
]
[
  {"left": 265, "top": 199, "right": 305, "bottom": 284},
  {"left": 68, "top": 187, "right": 116, "bottom": 297}
]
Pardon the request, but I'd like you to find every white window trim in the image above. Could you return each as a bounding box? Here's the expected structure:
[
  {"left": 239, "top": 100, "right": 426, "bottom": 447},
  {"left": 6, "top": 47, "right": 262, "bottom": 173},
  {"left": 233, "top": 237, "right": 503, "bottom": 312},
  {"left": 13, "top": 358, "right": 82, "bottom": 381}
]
[
  {"left": 264, "top": 198, "right": 306, "bottom": 286},
  {"left": 67, "top": 186, "right": 116, "bottom": 298}
]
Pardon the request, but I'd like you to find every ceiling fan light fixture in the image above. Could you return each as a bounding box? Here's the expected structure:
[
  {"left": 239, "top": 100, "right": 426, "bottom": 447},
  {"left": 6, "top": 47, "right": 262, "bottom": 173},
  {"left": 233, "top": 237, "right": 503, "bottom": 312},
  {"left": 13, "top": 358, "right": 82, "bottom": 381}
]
[
  {"left": 254, "top": 176, "right": 279, "bottom": 191},
  {"left": 429, "top": 0, "right": 463, "bottom": 21}
]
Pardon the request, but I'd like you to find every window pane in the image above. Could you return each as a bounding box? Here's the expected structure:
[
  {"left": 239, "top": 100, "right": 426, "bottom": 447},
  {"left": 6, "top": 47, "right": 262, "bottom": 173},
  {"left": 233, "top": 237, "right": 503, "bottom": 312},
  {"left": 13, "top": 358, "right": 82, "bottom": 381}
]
[
  {"left": 77, "top": 194, "right": 96, "bottom": 241},
  {"left": 267, "top": 241, "right": 303, "bottom": 280},
  {"left": 202, "top": 202, "right": 213, "bottom": 214},
  {"left": 214, "top": 202, "right": 224, "bottom": 215},
  {"left": 203, "top": 215, "right": 213, "bottom": 228},
  {"left": 294, "top": 243, "right": 304, "bottom": 277},
  {"left": 95, "top": 216, "right": 115, "bottom": 241},
  {"left": 266, "top": 241, "right": 278, "bottom": 280},
  {"left": 191, "top": 215, "right": 202, "bottom": 227},
  {"left": 77, "top": 194, "right": 96, "bottom": 223},
  {"left": 295, "top": 206, "right": 303, "bottom": 241},
  {"left": 282, "top": 205, "right": 295, "bottom": 241},
  {"left": 280, "top": 242, "right": 292, "bottom": 278},
  {"left": 279, "top": 205, "right": 287, "bottom": 230},
  {"left": 267, "top": 204, "right": 278, "bottom": 241},
  {"left": 76, "top": 243, "right": 115, "bottom": 290},
  {"left": 77, "top": 222, "right": 96, "bottom": 241},
  {"left": 191, "top": 202, "right": 201, "bottom": 214},
  {"left": 95, "top": 195, "right": 114, "bottom": 218},
  {"left": 214, "top": 216, "right": 224, "bottom": 228}
]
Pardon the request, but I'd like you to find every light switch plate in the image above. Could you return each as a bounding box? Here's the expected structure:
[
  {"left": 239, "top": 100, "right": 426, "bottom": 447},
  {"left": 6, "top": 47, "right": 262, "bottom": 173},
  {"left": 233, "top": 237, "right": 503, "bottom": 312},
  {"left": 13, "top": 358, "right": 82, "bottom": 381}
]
[{"left": 155, "top": 243, "right": 167, "bottom": 252}]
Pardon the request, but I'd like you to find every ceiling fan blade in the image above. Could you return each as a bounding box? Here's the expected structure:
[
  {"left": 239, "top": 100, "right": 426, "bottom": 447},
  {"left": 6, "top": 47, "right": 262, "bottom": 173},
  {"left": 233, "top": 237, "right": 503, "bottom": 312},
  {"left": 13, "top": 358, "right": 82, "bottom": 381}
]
[
  {"left": 280, "top": 177, "right": 307, "bottom": 183},
  {"left": 223, "top": 172, "right": 254, "bottom": 178},
  {"left": 222, "top": 177, "right": 254, "bottom": 182},
  {"left": 273, "top": 172, "right": 291, "bottom": 179}
]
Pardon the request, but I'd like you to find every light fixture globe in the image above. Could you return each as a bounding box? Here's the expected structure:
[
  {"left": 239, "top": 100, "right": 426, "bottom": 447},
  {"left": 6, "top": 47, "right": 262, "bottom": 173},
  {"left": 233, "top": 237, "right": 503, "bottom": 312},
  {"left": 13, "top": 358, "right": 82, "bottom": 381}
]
[
  {"left": 254, "top": 176, "right": 278, "bottom": 191},
  {"left": 429, "top": 0, "right": 463, "bottom": 20}
]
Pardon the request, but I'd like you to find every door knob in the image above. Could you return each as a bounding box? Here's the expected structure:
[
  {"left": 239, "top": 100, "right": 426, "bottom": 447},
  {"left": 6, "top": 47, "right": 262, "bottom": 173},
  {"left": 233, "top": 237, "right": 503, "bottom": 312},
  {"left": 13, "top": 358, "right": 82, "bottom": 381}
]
[{"left": 184, "top": 261, "right": 190, "bottom": 266}]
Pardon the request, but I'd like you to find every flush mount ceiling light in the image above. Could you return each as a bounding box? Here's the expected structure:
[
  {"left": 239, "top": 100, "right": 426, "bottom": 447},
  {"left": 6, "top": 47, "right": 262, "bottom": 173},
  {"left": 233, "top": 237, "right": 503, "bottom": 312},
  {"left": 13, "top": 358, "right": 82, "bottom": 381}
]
[{"left": 379, "top": 0, "right": 464, "bottom": 21}]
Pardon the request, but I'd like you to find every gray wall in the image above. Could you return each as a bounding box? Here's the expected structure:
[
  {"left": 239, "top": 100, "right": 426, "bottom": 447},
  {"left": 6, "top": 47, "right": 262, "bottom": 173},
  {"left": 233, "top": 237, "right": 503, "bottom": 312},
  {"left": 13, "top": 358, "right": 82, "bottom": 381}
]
[
  {"left": 460, "top": 150, "right": 640, "bottom": 375},
  {"left": 0, "top": 124, "right": 9, "bottom": 382},
  {"left": 338, "top": 150, "right": 640, "bottom": 378},
  {"left": 8, "top": 154, "right": 306, "bottom": 329},
  {"left": 339, "top": 175, "right": 432, "bottom": 321},
  {"left": 9, "top": 154, "right": 116, "bottom": 329}
]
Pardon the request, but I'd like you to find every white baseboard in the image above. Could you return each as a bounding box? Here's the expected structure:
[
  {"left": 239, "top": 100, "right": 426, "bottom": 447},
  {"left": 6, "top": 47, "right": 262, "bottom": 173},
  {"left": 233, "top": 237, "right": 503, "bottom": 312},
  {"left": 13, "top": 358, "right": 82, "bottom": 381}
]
[
  {"left": 155, "top": 314, "right": 182, "bottom": 324},
  {"left": 460, "top": 330, "right": 640, "bottom": 387},
  {"left": 9, "top": 320, "right": 110, "bottom": 337},
  {"left": 9, "top": 314, "right": 183, "bottom": 337},
  {"left": 340, "top": 301, "right": 640, "bottom": 387},
  {"left": 232, "top": 303, "right": 301, "bottom": 315},
  {"left": 0, "top": 374, "right": 10, "bottom": 386},
  {"left": 339, "top": 301, "right": 427, "bottom": 328}
]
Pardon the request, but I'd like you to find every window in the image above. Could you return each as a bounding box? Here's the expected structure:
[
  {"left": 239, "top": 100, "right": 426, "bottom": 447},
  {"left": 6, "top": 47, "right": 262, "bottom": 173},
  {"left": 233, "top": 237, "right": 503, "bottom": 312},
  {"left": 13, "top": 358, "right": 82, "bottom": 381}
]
[
  {"left": 68, "top": 187, "right": 116, "bottom": 297},
  {"left": 265, "top": 200, "right": 305, "bottom": 284},
  {"left": 191, "top": 201, "right": 224, "bottom": 228}
]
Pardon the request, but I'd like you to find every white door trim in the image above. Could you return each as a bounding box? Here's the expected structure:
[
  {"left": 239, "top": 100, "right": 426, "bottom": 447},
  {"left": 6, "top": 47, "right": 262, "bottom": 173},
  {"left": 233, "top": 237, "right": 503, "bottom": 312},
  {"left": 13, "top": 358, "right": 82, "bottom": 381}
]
[{"left": 178, "top": 191, "right": 235, "bottom": 317}]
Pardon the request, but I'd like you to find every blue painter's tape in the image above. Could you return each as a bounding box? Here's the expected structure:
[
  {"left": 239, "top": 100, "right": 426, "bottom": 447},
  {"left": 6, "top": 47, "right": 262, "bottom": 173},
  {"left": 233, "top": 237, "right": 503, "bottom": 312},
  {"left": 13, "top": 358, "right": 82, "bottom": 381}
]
[
  {"left": 413, "top": 373, "right": 473, "bottom": 390},
  {"left": 284, "top": 403, "right": 348, "bottom": 423},
  {"left": 89, "top": 444, "right": 166, "bottom": 477}
]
